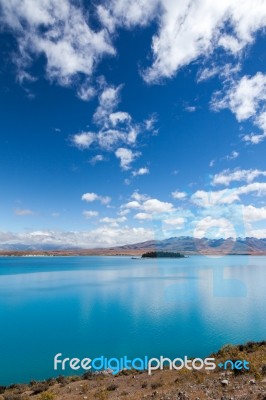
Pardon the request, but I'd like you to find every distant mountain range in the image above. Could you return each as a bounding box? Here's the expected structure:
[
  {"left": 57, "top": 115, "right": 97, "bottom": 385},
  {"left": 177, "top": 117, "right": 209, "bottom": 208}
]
[
  {"left": 1, "top": 236, "right": 266, "bottom": 255},
  {"left": 109, "top": 236, "right": 266, "bottom": 255}
]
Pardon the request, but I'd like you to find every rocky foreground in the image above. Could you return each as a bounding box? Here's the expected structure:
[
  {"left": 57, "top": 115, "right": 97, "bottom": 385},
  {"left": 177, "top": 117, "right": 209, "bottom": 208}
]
[{"left": 0, "top": 342, "right": 265, "bottom": 400}]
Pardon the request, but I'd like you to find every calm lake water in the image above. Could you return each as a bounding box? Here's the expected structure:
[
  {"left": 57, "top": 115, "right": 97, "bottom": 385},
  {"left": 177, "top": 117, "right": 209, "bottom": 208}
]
[{"left": 0, "top": 255, "right": 265, "bottom": 385}]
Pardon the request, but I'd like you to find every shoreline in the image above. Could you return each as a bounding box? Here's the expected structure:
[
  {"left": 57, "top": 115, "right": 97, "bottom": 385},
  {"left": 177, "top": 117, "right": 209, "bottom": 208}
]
[
  {"left": 0, "top": 341, "right": 265, "bottom": 399},
  {"left": 1, "top": 251, "right": 266, "bottom": 257}
]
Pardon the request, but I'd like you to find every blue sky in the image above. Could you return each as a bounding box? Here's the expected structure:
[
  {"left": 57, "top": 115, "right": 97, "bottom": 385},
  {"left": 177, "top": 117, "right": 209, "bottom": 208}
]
[{"left": 1, "top": 0, "right": 266, "bottom": 248}]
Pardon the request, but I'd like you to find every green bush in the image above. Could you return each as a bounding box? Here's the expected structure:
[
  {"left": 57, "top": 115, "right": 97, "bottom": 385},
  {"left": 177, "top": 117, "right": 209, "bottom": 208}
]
[{"left": 39, "top": 393, "right": 55, "bottom": 400}]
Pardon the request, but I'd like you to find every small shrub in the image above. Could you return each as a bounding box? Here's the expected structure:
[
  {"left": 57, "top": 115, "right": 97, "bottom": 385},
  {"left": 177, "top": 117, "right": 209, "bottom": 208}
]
[
  {"left": 31, "top": 383, "right": 49, "bottom": 395},
  {"left": 3, "top": 395, "right": 22, "bottom": 400},
  {"left": 141, "top": 381, "right": 148, "bottom": 388},
  {"left": 82, "top": 371, "right": 94, "bottom": 380},
  {"left": 0, "top": 387, "right": 6, "bottom": 395},
  {"left": 261, "top": 364, "right": 266, "bottom": 375},
  {"left": 39, "top": 393, "right": 55, "bottom": 400},
  {"left": 44, "top": 378, "right": 56, "bottom": 386},
  {"left": 94, "top": 390, "right": 108, "bottom": 400},
  {"left": 55, "top": 376, "right": 67, "bottom": 385},
  {"left": 106, "top": 384, "right": 118, "bottom": 391},
  {"left": 151, "top": 381, "right": 163, "bottom": 389}
]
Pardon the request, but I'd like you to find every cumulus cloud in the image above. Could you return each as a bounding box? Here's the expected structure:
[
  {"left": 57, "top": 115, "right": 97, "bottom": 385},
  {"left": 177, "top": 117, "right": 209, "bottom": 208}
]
[
  {"left": 89, "top": 154, "right": 105, "bottom": 164},
  {"left": 81, "top": 192, "right": 111, "bottom": 205},
  {"left": 97, "top": 0, "right": 160, "bottom": 31},
  {"left": 212, "top": 168, "right": 266, "bottom": 186},
  {"left": 140, "top": 0, "right": 266, "bottom": 82},
  {"left": 246, "top": 228, "right": 266, "bottom": 239},
  {"left": 243, "top": 205, "right": 266, "bottom": 222},
  {"left": 131, "top": 191, "right": 150, "bottom": 202},
  {"left": 0, "top": 0, "right": 115, "bottom": 88},
  {"left": 2, "top": 0, "right": 266, "bottom": 91},
  {"left": 194, "top": 216, "right": 237, "bottom": 239},
  {"left": 172, "top": 190, "right": 187, "bottom": 200},
  {"left": 132, "top": 167, "right": 149, "bottom": 176},
  {"left": 0, "top": 227, "right": 155, "bottom": 248},
  {"left": 197, "top": 62, "right": 241, "bottom": 83},
  {"left": 77, "top": 82, "right": 96, "bottom": 102},
  {"left": 212, "top": 73, "right": 266, "bottom": 121},
  {"left": 99, "top": 216, "right": 127, "bottom": 227},
  {"left": 164, "top": 217, "right": 185, "bottom": 227},
  {"left": 71, "top": 83, "right": 155, "bottom": 169},
  {"left": 93, "top": 85, "right": 122, "bottom": 126},
  {"left": 192, "top": 182, "right": 266, "bottom": 207},
  {"left": 212, "top": 72, "right": 266, "bottom": 144},
  {"left": 115, "top": 148, "right": 140, "bottom": 170},
  {"left": 123, "top": 193, "right": 175, "bottom": 215},
  {"left": 134, "top": 212, "right": 152, "bottom": 220},
  {"left": 83, "top": 210, "right": 99, "bottom": 218},
  {"left": 72, "top": 132, "right": 95, "bottom": 150},
  {"left": 226, "top": 151, "right": 239, "bottom": 160}
]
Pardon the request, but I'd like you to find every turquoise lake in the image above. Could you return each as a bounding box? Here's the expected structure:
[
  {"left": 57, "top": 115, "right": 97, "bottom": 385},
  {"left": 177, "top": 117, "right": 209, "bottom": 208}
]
[{"left": 0, "top": 255, "right": 265, "bottom": 385}]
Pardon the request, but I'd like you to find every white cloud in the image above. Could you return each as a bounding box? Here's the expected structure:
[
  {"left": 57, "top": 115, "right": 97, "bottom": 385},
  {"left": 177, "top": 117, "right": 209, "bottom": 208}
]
[
  {"left": 15, "top": 208, "right": 34, "bottom": 216},
  {"left": 197, "top": 63, "right": 241, "bottom": 83},
  {"left": 0, "top": 227, "right": 155, "bottom": 248},
  {"left": 144, "top": 114, "right": 156, "bottom": 129},
  {"left": 164, "top": 217, "right": 185, "bottom": 227},
  {"left": 100, "top": 216, "right": 127, "bottom": 227},
  {"left": 125, "top": 198, "right": 175, "bottom": 214},
  {"left": 212, "top": 72, "right": 266, "bottom": 121},
  {"left": 122, "top": 200, "right": 141, "bottom": 209},
  {"left": 212, "top": 169, "right": 266, "bottom": 186},
  {"left": 212, "top": 72, "right": 266, "bottom": 144},
  {"left": 131, "top": 191, "right": 149, "bottom": 202},
  {"left": 243, "top": 110, "right": 266, "bottom": 144},
  {"left": 172, "top": 190, "right": 187, "bottom": 200},
  {"left": 132, "top": 167, "right": 149, "bottom": 176},
  {"left": 246, "top": 228, "right": 266, "bottom": 239},
  {"left": 123, "top": 192, "right": 175, "bottom": 215},
  {"left": 109, "top": 111, "right": 132, "bottom": 126},
  {"left": 83, "top": 210, "right": 99, "bottom": 218},
  {"left": 93, "top": 85, "right": 122, "bottom": 126},
  {"left": 81, "top": 192, "right": 111, "bottom": 205},
  {"left": 92, "top": 84, "right": 142, "bottom": 151},
  {"left": 192, "top": 188, "right": 240, "bottom": 207},
  {"left": 243, "top": 205, "right": 266, "bottom": 222},
  {"left": 192, "top": 182, "right": 266, "bottom": 207},
  {"left": 77, "top": 82, "right": 96, "bottom": 102},
  {"left": 226, "top": 151, "right": 239, "bottom": 160},
  {"left": 97, "top": 0, "right": 159, "bottom": 30},
  {"left": 134, "top": 212, "right": 152, "bottom": 220},
  {"left": 115, "top": 148, "right": 140, "bottom": 170},
  {"left": 0, "top": 0, "right": 115, "bottom": 87},
  {"left": 194, "top": 216, "right": 237, "bottom": 239},
  {"left": 142, "top": 199, "right": 175, "bottom": 214},
  {"left": 141, "top": 0, "right": 266, "bottom": 83},
  {"left": 70, "top": 84, "right": 153, "bottom": 170},
  {"left": 185, "top": 106, "right": 196, "bottom": 113},
  {"left": 72, "top": 132, "right": 95, "bottom": 150},
  {"left": 3, "top": 0, "right": 266, "bottom": 89},
  {"left": 89, "top": 154, "right": 105, "bottom": 164}
]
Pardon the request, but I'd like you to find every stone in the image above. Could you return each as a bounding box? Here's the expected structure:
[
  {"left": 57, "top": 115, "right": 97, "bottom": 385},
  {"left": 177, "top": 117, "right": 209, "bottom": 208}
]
[{"left": 221, "top": 379, "right": 229, "bottom": 386}]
